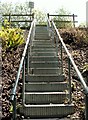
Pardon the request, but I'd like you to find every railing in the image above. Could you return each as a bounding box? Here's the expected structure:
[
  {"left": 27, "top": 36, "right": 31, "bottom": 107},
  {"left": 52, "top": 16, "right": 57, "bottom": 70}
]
[
  {"left": 3, "top": 13, "right": 34, "bottom": 22},
  {"left": 47, "top": 13, "right": 77, "bottom": 27},
  {"left": 10, "top": 19, "right": 35, "bottom": 120},
  {"left": 47, "top": 18, "right": 88, "bottom": 120},
  {"left": 3, "top": 13, "right": 34, "bottom": 28}
]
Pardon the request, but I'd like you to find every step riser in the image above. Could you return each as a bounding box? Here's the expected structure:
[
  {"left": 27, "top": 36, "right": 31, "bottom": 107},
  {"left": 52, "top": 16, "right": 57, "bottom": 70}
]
[
  {"left": 33, "top": 43, "right": 52, "bottom": 45},
  {"left": 35, "top": 29, "right": 47, "bottom": 31},
  {"left": 31, "top": 68, "right": 61, "bottom": 74},
  {"left": 35, "top": 35, "right": 49, "bottom": 37},
  {"left": 33, "top": 41, "right": 52, "bottom": 44},
  {"left": 35, "top": 33, "right": 49, "bottom": 35},
  {"left": 30, "top": 63, "right": 60, "bottom": 68},
  {"left": 30, "top": 57, "right": 59, "bottom": 61},
  {"left": 32, "top": 46, "right": 55, "bottom": 49},
  {"left": 25, "top": 83, "right": 67, "bottom": 92},
  {"left": 35, "top": 37, "right": 50, "bottom": 40},
  {"left": 31, "top": 53, "right": 56, "bottom": 56},
  {"left": 34, "top": 39, "right": 51, "bottom": 41},
  {"left": 31, "top": 49, "right": 56, "bottom": 52},
  {"left": 35, "top": 32, "right": 48, "bottom": 34},
  {"left": 31, "top": 48, "right": 56, "bottom": 52},
  {"left": 26, "top": 75, "right": 65, "bottom": 82},
  {"left": 19, "top": 105, "right": 75, "bottom": 118},
  {"left": 35, "top": 35, "right": 49, "bottom": 38},
  {"left": 35, "top": 28, "right": 47, "bottom": 30},
  {"left": 25, "top": 93, "right": 68, "bottom": 104}
]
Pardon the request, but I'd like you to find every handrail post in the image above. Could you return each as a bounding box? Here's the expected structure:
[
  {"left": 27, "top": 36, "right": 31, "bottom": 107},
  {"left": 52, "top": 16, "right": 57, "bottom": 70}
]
[
  {"left": 51, "top": 23, "right": 54, "bottom": 42},
  {"left": 12, "top": 95, "right": 16, "bottom": 120},
  {"left": 22, "top": 59, "right": 25, "bottom": 104},
  {"left": 27, "top": 46, "right": 29, "bottom": 74},
  {"left": 85, "top": 94, "right": 88, "bottom": 120},
  {"left": 56, "top": 35, "right": 59, "bottom": 56},
  {"left": 60, "top": 42, "right": 63, "bottom": 74},
  {"left": 85, "top": 76, "right": 88, "bottom": 120},
  {"left": 68, "top": 58, "right": 71, "bottom": 103}
]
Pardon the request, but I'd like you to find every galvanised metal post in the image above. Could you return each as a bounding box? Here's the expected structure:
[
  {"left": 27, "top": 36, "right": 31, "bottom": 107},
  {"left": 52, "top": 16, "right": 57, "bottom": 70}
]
[
  {"left": 68, "top": 58, "right": 71, "bottom": 103},
  {"left": 60, "top": 42, "right": 63, "bottom": 74},
  {"left": 27, "top": 46, "right": 29, "bottom": 74},
  {"left": 56, "top": 34, "right": 59, "bottom": 56},
  {"left": 51, "top": 23, "right": 54, "bottom": 42},
  {"left": 13, "top": 95, "right": 16, "bottom": 120},
  {"left": 85, "top": 76, "right": 88, "bottom": 120},
  {"left": 22, "top": 59, "right": 25, "bottom": 104},
  {"left": 85, "top": 94, "right": 88, "bottom": 120}
]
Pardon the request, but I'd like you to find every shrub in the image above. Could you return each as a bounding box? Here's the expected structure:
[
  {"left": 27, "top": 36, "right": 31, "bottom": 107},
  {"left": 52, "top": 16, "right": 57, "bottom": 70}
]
[
  {"left": 59, "top": 28, "right": 88, "bottom": 46},
  {"left": 0, "top": 20, "right": 24, "bottom": 51}
]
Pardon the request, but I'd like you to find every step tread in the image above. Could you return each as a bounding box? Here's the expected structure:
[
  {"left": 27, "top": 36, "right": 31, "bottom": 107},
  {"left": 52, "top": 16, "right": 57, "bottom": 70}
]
[
  {"left": 25, "top": 82, "right": 67, "bottom": 92},
  {"left": 26, "top": 74, "right": 65, "bottom": 77},
  {"left": 23, "top": 118, "right": 70, "bottom": 120},
  {"left": 26, "top": 74, "right": 65, "bottom": 82},
  {"left": 24, "top": 92, "right": 68, "bottom": 104},
  {"left": 30, "top": 68, "right": 61, "bottom": 75},
  {"left": 19, "top": 104, "right": 75, "bottom": 118},
  {"left": 25, "top": 92, "right": 68, "bottom": 94},
  {"left": 30, "top": 56, "right": 59, "bottom": 61},
  {"left": 31, "top": 61, "right": 59, "bottom": 63}
]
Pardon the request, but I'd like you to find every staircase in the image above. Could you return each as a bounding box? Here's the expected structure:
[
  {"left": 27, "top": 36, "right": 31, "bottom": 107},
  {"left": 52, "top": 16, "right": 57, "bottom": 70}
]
[{"left": 19, "top": 25, "right": 75, "bottom": 119}]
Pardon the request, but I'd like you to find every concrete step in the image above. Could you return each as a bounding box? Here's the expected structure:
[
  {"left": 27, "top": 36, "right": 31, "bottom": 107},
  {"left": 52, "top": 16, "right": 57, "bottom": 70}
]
[
  {"left": 25, "top": 82, "right": 68, "bottom": 92},
  {"left": 31, "top": 52, "right": 57, "bottom": 56},
  {"left": 30, "top": 56, "right": 59, "bottom": 61},
  {"left": 34, "top": 39, "right": 51, "bottom": 41},
  {"left": 34, "top": 33, "right": 49, "bottom": 36},
  {"left": 35, "top": 37, "right": 50, "bottom": 40},
  {"left": 30, "top": 68, "right": 61, "bottom": 74},
  {"left": 25, "top": 74, "right": 65, "bottom": 82},
  {"left": 30, "top": 61, "right": 60, "bottom": 68},
  {"left": 24, "top": 92, "right": 68, "bottom": 104},
  {"left": 31, "top": 48, "right": 57, "bottom": 53},
  {"left": 19, "top": 104, "right": 75, "bottom": 118},
  {"left": 23, "top": 118, "right": 70, "bottom": 120},
  {"left": 35, "top": 30, "right": 48, "bottom": 32},
  {"left": 33, "top": 40, "right": 52, "bottom": 43},
  {"left": 33, "top": 42, "right": 52, "bottom": 45},
  {"left": 32, "top": 45, "right": 55, "bottom": 48},
  {"left": 35, "top": 35, "right": 49, "bottom": 38}
]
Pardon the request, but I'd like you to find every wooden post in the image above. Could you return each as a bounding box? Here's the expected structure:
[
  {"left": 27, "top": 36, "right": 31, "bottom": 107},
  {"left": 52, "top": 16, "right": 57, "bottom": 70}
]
[
  {"left": 9, "top": 14, "right": 11, "bottom": 22},
  {"left": 8, "top": 14, "right": 11, "bottom": 27},
  {"left": 47, "top": 13, "right": 49, "bottom": 19},
  {"left": 73, "top": 14, "right": 75, "bottom": 28},
  {"left": 32, "top": 13, "right": 34, "bottom": 20}
]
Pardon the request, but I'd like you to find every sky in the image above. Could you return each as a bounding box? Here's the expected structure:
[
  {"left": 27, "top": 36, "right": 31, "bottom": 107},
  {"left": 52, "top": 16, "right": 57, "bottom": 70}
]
[{"left": 1, "top": 0, "right": 88, "bottom": 26}]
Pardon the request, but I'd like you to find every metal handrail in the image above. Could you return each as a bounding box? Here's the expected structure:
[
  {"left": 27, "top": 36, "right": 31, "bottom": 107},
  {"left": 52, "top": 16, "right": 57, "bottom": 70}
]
[
  {"left": 48, "top": 19, "right": 88, "bottom": 120},
  {"left": 10, "top": 19, "right": 35, "bottom": 119},
  {"left": 51, "top": 20, "right": 88, "bottom": 94}
]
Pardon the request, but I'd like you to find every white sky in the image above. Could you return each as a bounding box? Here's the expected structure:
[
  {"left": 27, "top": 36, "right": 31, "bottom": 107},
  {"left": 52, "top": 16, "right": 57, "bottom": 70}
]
[{"left": 1, "top": 0, "right": 88, "bottom": 25}]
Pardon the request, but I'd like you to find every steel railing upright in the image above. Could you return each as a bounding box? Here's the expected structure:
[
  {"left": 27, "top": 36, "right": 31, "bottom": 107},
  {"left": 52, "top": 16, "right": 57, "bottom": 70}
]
[
  {"left": 10, "top": 19, "right": 35, "bottom": 120},
  {"left": 47, "top": 18, "right": 88, "bottom": 120}
]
